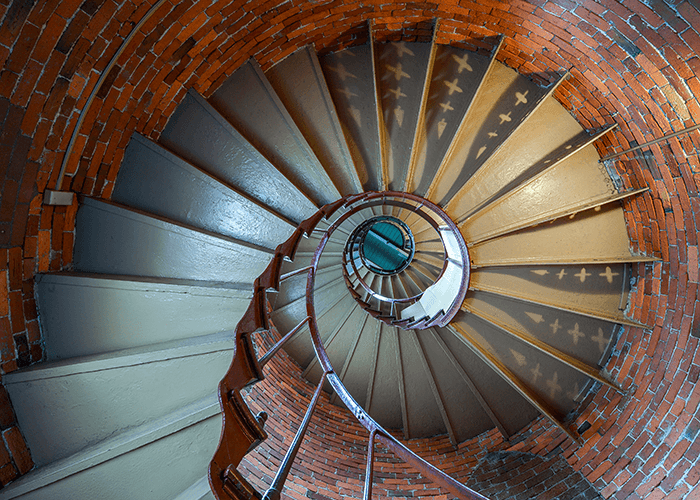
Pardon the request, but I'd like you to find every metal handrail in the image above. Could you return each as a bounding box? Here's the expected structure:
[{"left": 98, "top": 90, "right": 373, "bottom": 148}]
[{"left": 210, "top": 191, "right": 481, "bottom": 500}]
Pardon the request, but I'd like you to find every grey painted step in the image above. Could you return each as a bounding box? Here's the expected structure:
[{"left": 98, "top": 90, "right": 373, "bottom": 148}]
[
  {"left": 437, "top": 326, "right": 540, "bottom": 437},
  {"left": 113, "top": 133, "right": 295, "bottom": 250},
  {"left": 366, "top": 324, "right": 402, "bottom": 430},
  {"left": 374, "top": 41, "right": 434, "bottom": 191},
  {"left": 4, "top": 332, "right": 233, "bottom": 467},
  {"left": 73, "top": 197, "right": 271, "bottom": 283},
  {"left": 36, "top": 272, "right": 252, "bottom": 360},
  {"left": 0, "top": 396, "right": 220, "bottom": 500},
  {"left": 160, "top": 89, "right": 318, "bottom": 223},
  {"left": 208, "top": 62, "right": 340, "bottom": 206},
  {"left": 417, "top": 328, "right": 495, "bottom": 444},
  {"left": 321, "top": 44, "right": 382, "bottom": 191},
  {"left": 173, "top": 477, "right": 215, "bottom": 500},
  {"left": 450, "top": 310, "right": 590, "bottom": 418},
  {"left": 410, "top": 46, "right": 492, "bottom": 196},
  {"left": 463, "top": 290, "right": 618, "bottom": 367},
  {"left": 398, "top": 330, "right": 449, "bottom": 439},
  {"left": 266, "top": 46, "right": 362, "bottom": 196}
]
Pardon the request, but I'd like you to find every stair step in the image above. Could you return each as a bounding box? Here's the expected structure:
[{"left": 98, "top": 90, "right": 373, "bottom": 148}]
[
  {"left": 468, "top": 204, "right": 643, "bottom": 267},
  {"left": 72, "top": 197, "right": 271, "bottom": 283},
  {"left": 451, "top": 310, "right": 591, "bottom": 418},
  {"left": 469, "top": 263, "right": 634, "bottom": 326},
  {"left": 396, "top": 330, "right": 447, "bottom": 439},
  {"left": 36, "top": 272, "right": 252, "bottom": 360},
  {"left": 320, "top": 44, "right": 382, "bottom": 191},
  {"left": 460, "top": 129, "right": 621, "bottom": 243},
  {"left": 428, "top": 59, "right": 551, "bottom": 206},
  {"left": 0, "top": 396, "right": 220, "bottom": 500},
  {"left": 419, "top": 328, "right": 495, "bottom": 443},
  {"left": 437, "top": 325, "right": 539, "bottom": 437},
  {"left": 113, "top": 133, "right": 295, "bottom": 250},
  {"left": 444, "top": 83, "right": 586, "bottom": 221},
  {"left": 160, "top": 89, "right": 318, "bottom": 223},
  {"left": 366, "top": 324, "right": 402, "bottom": 430},
  {"left": 266, "top": 46, "right": 362, "bottom": 196},
  {"left": 409, "top": 45, "right": 494, "bottom": 196},
  {"left": 208, "top": 61, "right": 340, "bottom": 206},
  {"left": 463, "top": 290, "right": 619, "bottom": 367},
  {"left": 374, "top": 40, "right": 434, "bottom": 191},
  {"left": 4, "top": 332, "right": 232, "bottom": 467},
  {"left": 173, "top": 476, "right": 216, "bottom": 500}
]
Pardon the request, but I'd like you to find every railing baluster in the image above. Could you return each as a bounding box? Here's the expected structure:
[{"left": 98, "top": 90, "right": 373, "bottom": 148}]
[
  {"left": 259, "top": 316, "right": 311, "bottom": 367},
  {"left": 363, "top": 430, "right": 377, "bottom": 500},
  {"left": 279, "top": 265, "right": 313, "bottom": 282},
  {"left": 263, "top": 371, "right": 330, "bottom": 500}
]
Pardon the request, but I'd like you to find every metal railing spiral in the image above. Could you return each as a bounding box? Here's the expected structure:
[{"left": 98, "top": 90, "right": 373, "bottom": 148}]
[{"left": 209, "top": 191, "right": 484, "bottom": 500}]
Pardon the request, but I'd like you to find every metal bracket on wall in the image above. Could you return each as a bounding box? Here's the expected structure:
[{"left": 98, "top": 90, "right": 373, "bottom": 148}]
[{"left": 44, "top": 190, "right": 76, "bottom": 206}]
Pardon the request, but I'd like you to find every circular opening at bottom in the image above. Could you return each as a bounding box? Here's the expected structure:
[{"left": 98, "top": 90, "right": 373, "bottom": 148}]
[{"left": 358, "top": 216, "right": 414, "bottom": 275}]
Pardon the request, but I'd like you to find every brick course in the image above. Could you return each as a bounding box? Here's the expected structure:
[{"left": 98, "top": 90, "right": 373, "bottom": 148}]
[{"left": 0, "top": 0, "right": 697, "bottom": 498}]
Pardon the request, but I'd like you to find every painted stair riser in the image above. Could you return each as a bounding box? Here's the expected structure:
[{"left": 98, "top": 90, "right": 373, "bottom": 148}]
[
  {"left": 5, "top": 343, "right": 232, "bottom": 466},
  {"left": 72, "top": 198, "right": 271, "bottom": 283},
  {"left": 36, "top": 273, "right": 252, "bottom": 360}
]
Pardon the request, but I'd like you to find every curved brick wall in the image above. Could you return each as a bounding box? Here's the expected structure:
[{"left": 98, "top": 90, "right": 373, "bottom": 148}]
[{"left": 0, "top": 0, "right": 699, "bottom": 498}]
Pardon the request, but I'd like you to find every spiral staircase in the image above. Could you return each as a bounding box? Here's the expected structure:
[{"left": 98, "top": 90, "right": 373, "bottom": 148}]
[{"left": 0, "top": 22, "right": 656, "bottom": 500}]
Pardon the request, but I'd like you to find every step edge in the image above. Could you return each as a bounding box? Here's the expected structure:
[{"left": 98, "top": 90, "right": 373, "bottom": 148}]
[
  {"left": 0, "top": 395, "right": 220, "bottom": 500},
  {"left": 79, "top": 197, "right": 274, "bottom": 256},
  {"left": 3, "top": 331, "right": 236, "bottom": 383},
  {"left": 122, "top": 134, "right": 297, "bottom": 232},
  {"left": 35, "top": 272, "right": 253, "bottom": 297}
]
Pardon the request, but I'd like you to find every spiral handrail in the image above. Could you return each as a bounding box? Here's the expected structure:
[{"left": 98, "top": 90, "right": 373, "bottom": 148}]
[{"left": 209, "top": 191, "right": 484, "bottom": 500}]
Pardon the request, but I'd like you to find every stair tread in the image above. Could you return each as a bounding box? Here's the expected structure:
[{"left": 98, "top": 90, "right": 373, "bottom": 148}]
[
  {"left": 113, "top": 133, "right": 295, "bottom": 250},
  {"left": 410, "top": 45, "right": 493, "bottom": 196},
  {"left": 321, "top": 44, "right": 382, "bottom": 191},
  {"left": 36, "top": 272, "right": 251, "bottom": 360},
  {"left": 0, "top": 397, "right": 220, "bottom": 500},
  {"left": 73, "top": 197, "right": 271, "bottom": 283},
  {"left": 374, "top": 41, "right": 434, "bottom": 191},
  {"left": 266, "top": 46, "right": 362, "bottom": 196},
  {"left": 160, "top": 89, "right": 318, "bottom": 223},
  {"left": 429, "top": 60, "right": 551, "bottom": 205},
  {"left": 445, "top": 91, "right": 584, "bottom": 221},
  {"left": 4, "top": 333, "right": 231, "bottom": 466},
  {"left": 209, "top": 61, "right": 340, "bottom": 206}
]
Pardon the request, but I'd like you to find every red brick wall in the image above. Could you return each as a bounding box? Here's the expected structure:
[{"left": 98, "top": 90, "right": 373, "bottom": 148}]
[
  {"left": 466, "top": 450, "right": 603, "bottom": 499},
  {"left": 0, "top": 0, "right": 698, "bottom": 498}
]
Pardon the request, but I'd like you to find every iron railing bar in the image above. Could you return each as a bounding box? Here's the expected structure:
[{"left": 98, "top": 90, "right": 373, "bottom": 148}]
[
  {"left": 363, "top": 429, "right": 377, "bottom": 500},
  {"left": 374, "top": 433, "right": 490, "bottom": 500},
  {"left": 600, "top": 123, "right": 700, "bottom": 161},
  {"left": 262, "top": 371, "right": 330, "bottom": 500},
  {"left": 259, "top": 316, "right": 311, "bottom": 367},
  {"left": 279, "top": 265, "right": 313, "bottom": 282}
]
